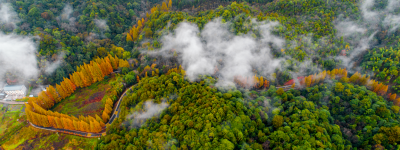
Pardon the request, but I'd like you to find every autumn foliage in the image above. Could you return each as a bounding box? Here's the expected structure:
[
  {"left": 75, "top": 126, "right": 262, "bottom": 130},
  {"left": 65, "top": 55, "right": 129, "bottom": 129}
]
[
  {"left": 234, "top": 75, "right": 269, "bottom": 89},
  {"left": 127, "top": 0, "right": 173, "bottom": 42},
  {"left": 26, "top": 55, "right": 129, "bottom": 133}
]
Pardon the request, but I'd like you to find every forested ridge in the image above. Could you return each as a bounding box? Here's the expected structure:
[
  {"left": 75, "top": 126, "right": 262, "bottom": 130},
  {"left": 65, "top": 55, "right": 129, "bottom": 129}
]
[{"left": 3, "top": 0, "right": 400, "bottom": 149}]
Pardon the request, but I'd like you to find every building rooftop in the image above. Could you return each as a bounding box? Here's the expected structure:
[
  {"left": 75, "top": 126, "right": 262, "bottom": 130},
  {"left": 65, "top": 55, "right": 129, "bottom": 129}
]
[{"left": 4, "top": 85, "right": 25, "bottom": 91}]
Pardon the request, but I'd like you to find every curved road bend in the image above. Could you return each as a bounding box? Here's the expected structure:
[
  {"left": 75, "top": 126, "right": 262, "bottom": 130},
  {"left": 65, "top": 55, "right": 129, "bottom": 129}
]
[
  {"left": 29, "top": 84, "right": 136, "bottom": 138},
  {"left": 29, "top": 84, "right": 296, "bottom": 137}
]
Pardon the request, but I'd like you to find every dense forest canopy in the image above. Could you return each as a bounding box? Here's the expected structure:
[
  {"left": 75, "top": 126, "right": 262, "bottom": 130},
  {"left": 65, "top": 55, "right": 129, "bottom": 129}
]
[{"left": 2, "top": 0, "right": 400, "bottom": 149}]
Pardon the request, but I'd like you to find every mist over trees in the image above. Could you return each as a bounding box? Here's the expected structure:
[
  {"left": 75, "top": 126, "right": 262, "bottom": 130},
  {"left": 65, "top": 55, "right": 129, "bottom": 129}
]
[{"left": 2, "top": 0, "right": 400, "bottom": 149}]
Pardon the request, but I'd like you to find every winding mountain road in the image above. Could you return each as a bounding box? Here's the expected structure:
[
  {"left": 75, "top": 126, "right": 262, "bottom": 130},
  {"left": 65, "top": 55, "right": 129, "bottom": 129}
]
[
  {"left": 28, "top": 84, "right": 136, "bottom": 138},
  {"left": 28, "top": 83, "right": 297, "bottom": 138}
]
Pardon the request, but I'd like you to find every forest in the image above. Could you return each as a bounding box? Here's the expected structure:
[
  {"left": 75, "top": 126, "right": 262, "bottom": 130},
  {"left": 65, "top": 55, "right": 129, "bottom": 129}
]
[{"left": 2, "top": 0, "right": 400, "bottom": 149}]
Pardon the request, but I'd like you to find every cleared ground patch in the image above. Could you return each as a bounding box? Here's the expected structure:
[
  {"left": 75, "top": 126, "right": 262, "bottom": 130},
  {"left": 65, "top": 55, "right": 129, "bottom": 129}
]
[{"left": 51, "top": 77, "right": 115, "bottom": 117}]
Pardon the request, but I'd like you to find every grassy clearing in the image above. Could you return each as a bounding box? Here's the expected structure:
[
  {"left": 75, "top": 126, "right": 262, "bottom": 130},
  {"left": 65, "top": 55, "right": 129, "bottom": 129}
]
[
  {"left": 51, "top": 77, "right": 115, "bottom": 117},
  {"left": 7, "top": 105, "right": 23, "bottom": 112},
  {"left": 0, "top": 105, "right": 27, "bottom": 148}
]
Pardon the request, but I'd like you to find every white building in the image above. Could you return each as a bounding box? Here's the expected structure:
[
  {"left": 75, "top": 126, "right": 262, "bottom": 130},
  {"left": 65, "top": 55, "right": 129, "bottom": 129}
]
[
  {"left": 0, "top": 93, "right": 5, "bottom": 100},
  {"left": 4, "top": 85, "right": 27, "bottom": 100}
]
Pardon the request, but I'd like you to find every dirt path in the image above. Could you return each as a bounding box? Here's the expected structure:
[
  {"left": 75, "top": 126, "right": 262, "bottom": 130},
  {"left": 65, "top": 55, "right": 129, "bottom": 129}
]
[{"left": 0, "top": 100, "right": 26, "bottom": 105}]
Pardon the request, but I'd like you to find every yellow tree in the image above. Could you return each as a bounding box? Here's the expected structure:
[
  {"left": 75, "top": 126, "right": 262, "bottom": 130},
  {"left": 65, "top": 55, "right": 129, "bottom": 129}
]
[
  {"left": 105, "top": 104, "right": 113, "bottom": 114},
  {"left": 126, "top": 33, "right": 133, "bottom": 42},
  {"left": 46, "top": 93, "right": 55, "bottom": 106},
  {"left": 259, "top": 76, "right": 264, "bottom": 88},
  {"left": 65, "top": 78, "right": 76, "bottom": 92},
  {"left": 73, "top": 72, "right": 84, "bottom": 88},
  {"left": 161, "top": 2, "right": 168, "bottom": 11},
  {"left": 106, "top": 98, "right": 113, "bottom": 106},
  {"left": 88, "top": 65, "right": 98, "bottom": 83},
  {"left": 80, "top": 120, "right": 90, "bottom": 132},
  {"left": 27, "top": 97, "right": 39, "bottom": 108},
  {"left": 61, "top": 118, "right": 69, "bottom": 130},
  {"left": 46, "top": 86, "right": 59, "bottom": 103},
  {"left": 119, "top": 59, "right": 130, "bottom": 68},
  {"left": 38, "top": 91, "right": 53, "bottom": 109},
  {"left": 54, "top": 117, "right": 64, "bottom": 129},
  {"left": 79, "top": 72, "right": 90, "bottom": 87},
  {"left": 137, "top": 20, "right": 143, "bottom": 31},
  {"left": 69, "top": 74, "right": 75, "bottom": 85},
  {"left": 60, "top": 80, "right": 72, "bottom": 96},
  {"left": 94, "top": 63, "right": 104, "bottom": 81},
  {"left": 109, "top": 55, "right": 117, "bottom": 69},
  {"left": 94, "top": 120, "right": 102, "bottom": 132},
  {"left": 168, "top": 0, "right": 172, "bottom": 9},
  {"left": 105, "top": 59, "right": 114, "bottom": 74},
  {"left": 95, "top": 114, "right": 105, "bottom": 127},
  {"left": 390, "top": 93, "right": 397, "bottom": 101},
  {"left": 67, "top": 118, "right": 75, "bottom": 130},
  {"left": 114, "top": 55, "right": 119, "bottom": 68},
  {"left": 102, "top": 111, "right": 110, "bottom": 123},
  {"left": 100, "top": 60, "right": 109, "bottom": 76},
  {"left": 82, "top": 64, "right": 94, "bottom": 84},
  {"left": 25, "top": 104, "right": 39, "bottom": 125},
  {"left": 48, "top": 115, "right": 57, "bottom": 127},
  {"left": 73, "top": 120, "right": 80, "bottom": 130},
  {"left": 131, "top": 26, "right": 139, "bottom": 41},
  {"left": 98, "top": 62, "right": 106, "bottom": 76},
  {"left": 56, "top": 83, "right": 67, "bottom": 99},
  {"left": 40, "top": 114, "right": 51, "bottom": 127}
]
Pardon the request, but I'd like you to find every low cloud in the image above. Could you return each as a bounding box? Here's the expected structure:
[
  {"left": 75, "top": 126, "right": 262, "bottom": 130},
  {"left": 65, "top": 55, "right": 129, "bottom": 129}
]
[
  {"left": 334, "top": 0, "right": 400, "bottom": 71},
  {"left": 43, "top": 52, "right": 65, "bottom": 75},
  {"left": 58, "top": 4, "right": 77, "bottom": 33},
  {"left": 154, "top": 19, "right": 284, "bottom": 87},
  {"left": 125, "top": 100, "right": 169, "bottom": 128},
  {"left": 94, "top": 19, "right": 109, "bottom": 31},
  {"left": 0, "top": 3, "right": 20, "bottom": 30},
  {"left": 61, "top": 4, "right": 73, "bottom": 20},
  {"left": 0, "top": 33, "right": 39, "bottom": 81},
  {"left": 0, "top": 32, "right": 63, "bottom": 84}
]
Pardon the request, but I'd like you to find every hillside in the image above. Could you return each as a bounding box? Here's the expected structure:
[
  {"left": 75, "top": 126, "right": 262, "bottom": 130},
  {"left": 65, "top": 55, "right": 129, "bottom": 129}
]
[{"left": 1, "top": 0, "right": 400, "bottom": 149}]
